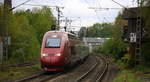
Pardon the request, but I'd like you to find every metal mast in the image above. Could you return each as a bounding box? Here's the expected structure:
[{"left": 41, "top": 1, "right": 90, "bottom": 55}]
[{"left": 135, "top": 0, "right": 142, "bottom": 65}]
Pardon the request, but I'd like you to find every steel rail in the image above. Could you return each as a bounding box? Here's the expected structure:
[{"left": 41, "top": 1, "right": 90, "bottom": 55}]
[
  {"left": 74, "top": 55, "right": 108, "bottom": 82},
  {"left": 74, "top": 56, "right": 99, "bottom": 82},
  {"left": 96, "top": 56, "right": 108, "bottom": 82},
  {"left": 11, "top": 71, "right": 62, "bottom": 82}
]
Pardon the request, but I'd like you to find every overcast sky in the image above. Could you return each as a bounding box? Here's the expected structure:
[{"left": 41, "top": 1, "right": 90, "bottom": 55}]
[{"left": 1, "top": 0, "right": 137, "bottom": 30}]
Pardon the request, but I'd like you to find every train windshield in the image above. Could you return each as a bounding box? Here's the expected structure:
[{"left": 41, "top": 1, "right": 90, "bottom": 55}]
[{"left": 45, "top": 38, "right": 61, "bottom": 48}]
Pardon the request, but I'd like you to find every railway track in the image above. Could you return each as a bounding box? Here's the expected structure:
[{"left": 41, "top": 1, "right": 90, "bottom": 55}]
[
  {"left": 4, "top": 61, "right": 38, "bottom": 69},
  {"left": 10, "top": 71, "right": 63, "bottom": 82},
  {"left": 96, "top": 56, "right": 108, "bottom": 82},
  {"left": 6, "top": 55, "right": 108, "bottom": 82},
  {"left": 75, "top": 55, "right": 108, "bottom": 82}
]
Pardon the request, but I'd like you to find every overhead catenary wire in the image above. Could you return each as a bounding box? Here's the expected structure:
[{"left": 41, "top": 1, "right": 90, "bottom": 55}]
[
  {"left": 111, "top": 0, "right": 128, "bottom": 9},
  {"left": 84, "top": 0, "right": 120, "bottom": 23},
  {"left": 111, "top": 0, "right": 136, "bottom": 14},
  {"left": 88, "top": 0, "right": 123, "bottom": 11},
  {"left": 88, "top": 7, "right": 122, "bottom": 10},
  {"left": 94, "top": 10, "right": 101, "bottom": 21},
  {"left": 10, "top": 0, "right": 32, "bottom": 10},
  {"left": 103, "top": 17, "right": 110, "bottom": 23},
  {"left": 84, "top": 0, "right": 101, "bottom": 21},
  {"left": 24, "top": 4, "right": 64, "bottom": 8}
]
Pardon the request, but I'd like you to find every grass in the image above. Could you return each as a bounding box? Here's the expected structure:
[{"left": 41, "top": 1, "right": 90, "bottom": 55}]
[
  {"left": 114, "top": 61, "right": 150, "bottom": 82},
  {"left": 114, "top": 70, "right": 142, "bottom": 82},
  {"left": 0, "top": 64, "right": 41, "bottom": 81},
  {"left": 134, "top": 65, "right": 150, "bottom": 73}
]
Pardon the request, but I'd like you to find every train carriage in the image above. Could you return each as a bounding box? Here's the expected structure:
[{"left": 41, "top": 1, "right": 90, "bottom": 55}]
[{"left": 40, "top": 31, "right": 81, "bottom": 71}]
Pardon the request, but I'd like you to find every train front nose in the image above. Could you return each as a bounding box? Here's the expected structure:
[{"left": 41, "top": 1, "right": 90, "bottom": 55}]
[{"left": 41, "top": 53, "right": 65, "bottom": 66}]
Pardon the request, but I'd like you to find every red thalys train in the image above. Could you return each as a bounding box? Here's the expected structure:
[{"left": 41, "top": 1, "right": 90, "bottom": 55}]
[{"left": 40, "top": 31, "right": 81, "bottom": 71}]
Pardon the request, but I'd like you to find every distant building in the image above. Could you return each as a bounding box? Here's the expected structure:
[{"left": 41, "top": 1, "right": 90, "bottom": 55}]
[{"left": 83, "top": 37, "right": 110, "bottom": 52}]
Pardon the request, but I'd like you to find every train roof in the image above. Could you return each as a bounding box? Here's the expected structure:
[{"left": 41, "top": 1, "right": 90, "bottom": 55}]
[{"left": 44, "top": 31, "right": 77, "bottom": 37}]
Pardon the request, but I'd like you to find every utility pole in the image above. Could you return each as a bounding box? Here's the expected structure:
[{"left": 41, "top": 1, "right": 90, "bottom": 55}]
[
  {"left": 111, "top": 0, "right": 143, "bottom": 66},
  {"left": 55, "top": 6, "right": 64, "bottom": 30},
  {"left": 0, "top": 0, "right": 12, "bottom": 71},
  {"left": 4, "top": 0, "right": 12, "bottom": 58},
  {"left": 134, "top": 0, "right": 143, "bottom": 66},
  {"left": 56, "top": 6, "right": 61, "bottom": 30},
  {"left": 64, "top": 17, "right": 68, "bottom": 31}
]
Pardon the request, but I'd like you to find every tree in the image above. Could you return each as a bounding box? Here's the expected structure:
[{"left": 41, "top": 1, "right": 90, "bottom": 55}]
[
  {"left": 86, "top": 23, "right": 113, "bottom": 38},
  {"left": 140, "top": 1, "right": 150, "bottom": 65},
  {"left": 2, "top": 6, "right": 56, "bottom": 63}
]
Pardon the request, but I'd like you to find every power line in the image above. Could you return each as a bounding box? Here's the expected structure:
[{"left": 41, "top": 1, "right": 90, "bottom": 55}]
[
  {"left": 103, "top": 17, "right": 110, "bottom": 23},
  {"left": 84, "top": 0, "right": 101, "bottom": 21},
  {"left": 111, "top": 0, "right": 136, "bottom": 14},
  {"left": 24, "top": 3, "right": 64, "bottom": 8},
  {"left": 89, "top": 7, "right": 122, "bottom": 10},
  {"left": 94, "top": 10, "right": 101, "bottom": 21},
  {"left": 10, "top": 0, "right": 32, "bottom": 10},
  {"left": 111, "top": 0, "right": 128, "bottom": 9}
]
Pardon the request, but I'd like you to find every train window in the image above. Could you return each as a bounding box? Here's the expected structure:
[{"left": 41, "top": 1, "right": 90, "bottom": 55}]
[{"left": 45, "top": 38, "right": 61, "bottom": 48}]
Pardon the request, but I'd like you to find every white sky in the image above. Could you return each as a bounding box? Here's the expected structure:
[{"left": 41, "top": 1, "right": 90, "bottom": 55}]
[{"left": 10, "top": 0, "right": 137, "bottom": 30}]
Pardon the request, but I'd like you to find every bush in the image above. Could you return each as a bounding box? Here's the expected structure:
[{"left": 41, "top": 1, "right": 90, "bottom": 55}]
[
  {"left": 101, "top": 39, "right": 127, "bottom": 60},
  {"left": 2, "top": 7, "right": 56, "bottom": 63},
  {"left": 101, "top": 39, "right": 113, "bottom": 55},
  {"left": 114, "top": 70, "right": 142, "bottom": 82}
]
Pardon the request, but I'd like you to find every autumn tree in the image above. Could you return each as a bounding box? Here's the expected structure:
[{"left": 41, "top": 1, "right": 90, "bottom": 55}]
[{"left": 6, "top": 6, "right": 55, "bottom": 63}]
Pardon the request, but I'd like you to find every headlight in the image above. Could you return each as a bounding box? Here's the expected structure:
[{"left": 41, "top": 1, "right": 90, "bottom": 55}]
[
  {"left": 42, "top": 54, "right": 48, "bottom": 57},
  {"left": 54, "top": 53, "right": 61, "bottom": 56}
]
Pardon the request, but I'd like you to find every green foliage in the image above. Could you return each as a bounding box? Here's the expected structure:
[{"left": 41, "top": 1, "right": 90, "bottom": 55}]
[
  {"left": 101, "top": 39, "right": 127, "bottom": 60},
  {"left": 101, "top": 39, "right": 113, "bottom": 55},
  {"left": 14, "top": 7, "right": 55, "bottom": 43},
  {"left": 0, "top": 64, "right": 41, "bottom": 81},
  {"left": 141, "top": 39, "right": 150, "bottom": 66},
  {"left": 139, "top": 0, "right": 150, "bottom": 67},
  {"left": 114, "top": 70, "right": 142, "bottom": 82},
  {"left": 99, "top": 13, "right": 129, "bottom": 67},
  {"left": 92, "top": 46, "right": 101, "bottom": 54},
  {"left": 142, "top": 7, "right": 150, "bottom": 38},
  {"left": 0, "top": 4, "right": 4, "bottom": 36},
  {"left": 86, "top": 23, "right": 113, "bottom": 38},
  {"left": 140, "top": 3, "right": 150, "bottom": 66},
  {"left": 1, "top": 7, "right": 55, "bottom": 63},
  {"left": 134, "top": 65, "right": 150, "bottom": 73}
]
